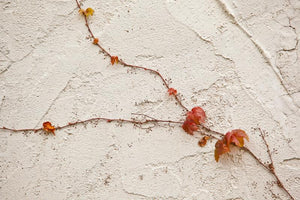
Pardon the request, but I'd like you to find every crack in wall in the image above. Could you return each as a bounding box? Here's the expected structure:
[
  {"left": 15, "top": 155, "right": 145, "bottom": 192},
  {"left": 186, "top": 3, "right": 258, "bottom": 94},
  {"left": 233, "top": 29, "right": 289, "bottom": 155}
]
[
  {"left": 33, "top": 78, "right": 73, "bottom": 129},
  {"left": 0, "top": 49, "right": 33, "bottom": 75},
  {"left": 215, "top": 0, "right": 300, "bottom": 112},
  {"left": 215, "top": 0, "right": 291, "bottom": 91}
]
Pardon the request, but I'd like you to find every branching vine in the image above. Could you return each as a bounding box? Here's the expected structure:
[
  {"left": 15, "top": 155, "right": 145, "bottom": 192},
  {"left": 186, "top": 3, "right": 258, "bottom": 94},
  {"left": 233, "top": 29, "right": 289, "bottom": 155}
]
[{"left": 0, "top": 1, "right": 295, "bottom": 199}]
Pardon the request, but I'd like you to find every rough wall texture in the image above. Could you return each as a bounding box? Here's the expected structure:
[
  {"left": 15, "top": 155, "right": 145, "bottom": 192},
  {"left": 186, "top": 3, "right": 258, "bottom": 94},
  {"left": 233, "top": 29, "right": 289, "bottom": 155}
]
[{"left": 0, "top": 0, "right": 299, "bottom": 199}]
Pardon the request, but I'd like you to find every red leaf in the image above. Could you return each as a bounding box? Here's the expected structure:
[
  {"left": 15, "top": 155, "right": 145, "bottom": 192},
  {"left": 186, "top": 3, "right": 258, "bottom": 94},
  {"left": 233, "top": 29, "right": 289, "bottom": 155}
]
[
  {"left": 182, "top": 119, "right": 198, "bottom": 135},
  {"left": 214, "top": 129, "right": 249, "bottom": 162},
  {"left": 43, "top": 121, "right": 55, "bottom": 135},
  {"left": 187, "top": 106, "right": 206, "bottom": 125},
  {"left": 182, "top": 106, "right": 206, "bottom": 135},
  {"left": 214, "top": 139, "right": 230, "bottom": 162},
  {"left": 168, "top": 88, "right": 177, "bottom": 96},
  {"left": 225, "top": 129, "right": 249, "bottom": 148}
]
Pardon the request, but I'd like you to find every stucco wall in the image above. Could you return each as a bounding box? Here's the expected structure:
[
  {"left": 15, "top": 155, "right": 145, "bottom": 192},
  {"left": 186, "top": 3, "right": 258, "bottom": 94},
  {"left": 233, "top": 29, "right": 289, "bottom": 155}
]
[{"left": 0, "top": 0, "right": 299, "bottom": 199}]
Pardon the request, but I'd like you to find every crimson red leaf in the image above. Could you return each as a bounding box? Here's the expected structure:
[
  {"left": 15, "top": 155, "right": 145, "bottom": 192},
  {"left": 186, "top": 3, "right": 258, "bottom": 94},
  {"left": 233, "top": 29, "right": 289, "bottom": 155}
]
[
  {"left": 182, "top": 119, "right": 198, "bottom": 135},
  {"left": 182, "top": 106, "right": 206, "bottom": 135},
  {"left": 225, "top": 129, "right": 249, "bottom": 148},
  {"left": 186, "top": 106, "right": 206, "bottom": 125}
]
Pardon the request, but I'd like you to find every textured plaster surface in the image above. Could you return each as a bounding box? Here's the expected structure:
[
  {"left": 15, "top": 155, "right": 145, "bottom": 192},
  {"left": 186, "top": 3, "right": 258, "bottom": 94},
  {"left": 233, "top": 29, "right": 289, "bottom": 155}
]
[{"left": 0, "top": 0, "right": 299, "bottom": 199}]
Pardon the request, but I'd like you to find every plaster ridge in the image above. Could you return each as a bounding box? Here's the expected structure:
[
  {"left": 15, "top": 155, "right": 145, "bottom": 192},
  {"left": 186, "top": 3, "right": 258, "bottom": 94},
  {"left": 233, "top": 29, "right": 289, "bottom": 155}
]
[{"left": 215, "top": 0, "right": 300, "bottom": 110}]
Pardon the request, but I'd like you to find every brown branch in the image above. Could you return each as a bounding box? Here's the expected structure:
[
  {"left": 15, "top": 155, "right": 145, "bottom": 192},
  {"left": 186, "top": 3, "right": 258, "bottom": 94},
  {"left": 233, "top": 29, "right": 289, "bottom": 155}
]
[
  {"left": 196, "top": 130, "right": 220, "bottom": 141},
  {"left": 242, "top": 147, "right": 269, "bottom": 171},
  {"left": 57, "top": 117, "right": 182, "bottom": 130},
  {"left": 260, "top": 129, "right": 274, "bottom": 164},
  {"left": 131, "top": 113, "right": 166, "bottom": 121},
  {"left": 0, "top": 116, "right": 182, "bottom": 133},
  {"left": 258, "top": 128, "right": 295, "bottom": 200},
  {"left": 0, "top": 127, "right": 43, "bottom": 133},
  {"left": 75, "top": 0, "right": 188, "bottom": 112},
  {"left": 200, "top": 124, "right": 225, "bottom": 137}
]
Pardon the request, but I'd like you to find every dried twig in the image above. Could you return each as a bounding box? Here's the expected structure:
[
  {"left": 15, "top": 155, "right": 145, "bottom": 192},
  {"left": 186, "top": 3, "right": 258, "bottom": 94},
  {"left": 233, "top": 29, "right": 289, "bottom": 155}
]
[{"left": 259, "top": 128, "right": 294, "bottom": 199}]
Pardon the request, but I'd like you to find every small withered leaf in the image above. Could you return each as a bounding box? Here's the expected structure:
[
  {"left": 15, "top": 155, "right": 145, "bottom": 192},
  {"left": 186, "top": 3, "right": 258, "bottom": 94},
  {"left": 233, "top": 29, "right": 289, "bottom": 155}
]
[
  {"left": 168, "top": 88, "right": 177, "bottom": 96},
  {"left": 198, "top": 135, "right": 210, "bottom": 147},
  {"left": 111, "top": 56, "right": 119, "bottom": 65},
  {"left": 93, "top": 38, "right": 99, "bottom": 44},
  {"left": 43, "top": 121, "right": 55, "bottom": 135}
]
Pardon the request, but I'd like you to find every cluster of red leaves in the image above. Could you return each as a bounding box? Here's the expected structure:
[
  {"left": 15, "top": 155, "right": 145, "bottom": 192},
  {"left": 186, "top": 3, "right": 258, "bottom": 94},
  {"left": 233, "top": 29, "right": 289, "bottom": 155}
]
[
  {"left": 43, "top": 122, "right": 55, "bottom": 135},
  {"left": 111, "top": 56, "right": 119, "bottom": 65},
  {"left": 168, "top": 88, "right": 177, "bottom": 96},
  {"left": 214, "top": 129, "right": 249, "bottom": 162},
  {"left": 182, "top": 107, "right": 206, "bottom": 135}
]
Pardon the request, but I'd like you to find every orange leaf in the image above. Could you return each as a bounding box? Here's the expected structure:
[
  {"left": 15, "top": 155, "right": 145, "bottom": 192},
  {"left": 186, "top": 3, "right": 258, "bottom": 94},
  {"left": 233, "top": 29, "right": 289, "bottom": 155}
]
[
  {"left": 43, "top": 121, "right": 55, "bottom": 135},
  {"left": 111, "top": 57, "right": 115, "bottom": 65},
  {"left": 225, "top": 129, "right": 249, "bottom": 148},
  {"left": 168, "top": 88, "right": 177, "bottom": 96},
  {"left": 93, "top": 38, "right": 99, "bottom": 44},
  {"left": 198, "top": 135, "right": 210, "bottom": 147},
  {"left": 182, "top": 119, "right": 198, "bottom": 135},
  {"left": 111, "top": 56, "right": 119, "bottom": 65},
  {"left": 214, "top": 139, "right": 230, "bottom": 162}
]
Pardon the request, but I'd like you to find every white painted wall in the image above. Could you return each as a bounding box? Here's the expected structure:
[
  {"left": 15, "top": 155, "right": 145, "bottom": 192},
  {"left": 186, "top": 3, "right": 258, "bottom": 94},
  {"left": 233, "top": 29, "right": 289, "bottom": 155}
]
[{"left": 0, "top": 0, "right": 299, "bottom": 199}]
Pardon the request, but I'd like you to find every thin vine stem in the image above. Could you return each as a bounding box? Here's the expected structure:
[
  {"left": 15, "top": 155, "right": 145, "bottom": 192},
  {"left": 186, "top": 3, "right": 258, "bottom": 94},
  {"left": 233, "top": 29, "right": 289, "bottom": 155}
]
[
  {"left": 75, "top": 0, "right": 188, "bottom": 112},
  {"left": 259, "top": 128, "right": 295, "bottom": 200},
  {"left": 0, "top": 116, "right": 182, "bottom": 133}
]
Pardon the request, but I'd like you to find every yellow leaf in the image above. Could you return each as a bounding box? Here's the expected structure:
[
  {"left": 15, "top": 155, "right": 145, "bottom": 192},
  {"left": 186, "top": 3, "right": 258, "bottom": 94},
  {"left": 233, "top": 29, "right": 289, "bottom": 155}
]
[
  {"left": 85, "top": 8, "right": 94, "bottom": 17},
  {"left": 78, "top": 9, "right": 85, "bottom": 15}
]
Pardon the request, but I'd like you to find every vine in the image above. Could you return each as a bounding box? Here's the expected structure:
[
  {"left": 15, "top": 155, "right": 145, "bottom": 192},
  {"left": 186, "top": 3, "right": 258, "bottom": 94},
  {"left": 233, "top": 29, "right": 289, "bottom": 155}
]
[{"left": 0, "top": 1, "right": 295, "bottom": 199}]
